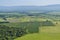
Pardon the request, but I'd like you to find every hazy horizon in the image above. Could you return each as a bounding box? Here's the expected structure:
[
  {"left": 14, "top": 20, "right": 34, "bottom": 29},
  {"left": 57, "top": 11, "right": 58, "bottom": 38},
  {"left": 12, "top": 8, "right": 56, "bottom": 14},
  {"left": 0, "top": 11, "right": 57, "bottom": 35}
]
[{"left": 0, "top": 0, "right": 60, "bottom": 6}]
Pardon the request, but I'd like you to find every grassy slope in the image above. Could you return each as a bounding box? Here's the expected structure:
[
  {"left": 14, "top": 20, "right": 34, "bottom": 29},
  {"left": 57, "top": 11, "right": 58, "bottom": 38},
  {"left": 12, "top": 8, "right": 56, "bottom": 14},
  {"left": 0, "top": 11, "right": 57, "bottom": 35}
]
[
  {"left": 15, "top": 21, "right": 60, "bottom": 40},
  {"left": 15, "top": 32, "right": 60, "bottom": 40}
]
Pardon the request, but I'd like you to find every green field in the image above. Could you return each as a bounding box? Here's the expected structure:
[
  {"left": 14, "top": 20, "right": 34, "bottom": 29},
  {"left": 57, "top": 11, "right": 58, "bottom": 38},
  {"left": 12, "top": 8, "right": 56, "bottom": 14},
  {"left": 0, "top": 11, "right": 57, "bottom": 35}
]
[
  {"left": 15, "top": 21, "right": 60, "bottom": 40},
  {"left": 0, "top": 12, "right": 60, "bottom": 40}
]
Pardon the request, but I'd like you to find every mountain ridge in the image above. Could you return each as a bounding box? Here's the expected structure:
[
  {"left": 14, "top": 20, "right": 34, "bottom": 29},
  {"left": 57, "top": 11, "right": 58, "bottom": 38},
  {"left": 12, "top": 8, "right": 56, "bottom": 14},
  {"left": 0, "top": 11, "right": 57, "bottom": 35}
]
[{"left": 0, "top": 4, "right": 60, "bottom": 12}]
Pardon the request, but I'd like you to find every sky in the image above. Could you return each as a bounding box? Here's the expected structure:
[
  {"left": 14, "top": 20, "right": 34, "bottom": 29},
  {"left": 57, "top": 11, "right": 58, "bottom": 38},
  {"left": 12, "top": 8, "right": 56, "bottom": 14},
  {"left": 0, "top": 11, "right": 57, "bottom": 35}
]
[{"left": 0, "top": 0, "right": 60, "bottom": 6}]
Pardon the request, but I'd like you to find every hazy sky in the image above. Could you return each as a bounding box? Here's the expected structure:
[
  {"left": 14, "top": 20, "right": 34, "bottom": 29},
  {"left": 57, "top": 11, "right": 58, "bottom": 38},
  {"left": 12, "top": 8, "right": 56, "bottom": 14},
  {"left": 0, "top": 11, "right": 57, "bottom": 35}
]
[{"left": 0, "top": 0, "right": 60, "bottom": 6}]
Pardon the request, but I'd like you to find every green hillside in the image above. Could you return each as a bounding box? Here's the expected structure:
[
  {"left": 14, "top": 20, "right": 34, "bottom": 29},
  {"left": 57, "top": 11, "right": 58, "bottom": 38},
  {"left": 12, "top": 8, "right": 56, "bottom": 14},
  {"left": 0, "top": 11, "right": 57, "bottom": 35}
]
[
  {"left": 15, "top": 33, "right": 60, "bottom": 40},
  {"left": 0, "top": 12, "right": 60, "bottom": 40},
  {"left": 15, "top": 20, "right": 60, "bottom": 40}
]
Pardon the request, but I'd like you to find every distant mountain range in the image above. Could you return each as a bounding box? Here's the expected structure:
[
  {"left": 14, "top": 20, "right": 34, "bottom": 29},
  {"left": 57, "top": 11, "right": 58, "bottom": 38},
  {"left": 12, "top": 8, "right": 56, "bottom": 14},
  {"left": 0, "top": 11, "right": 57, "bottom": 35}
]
[{"left": 0, "top": 4, "right": 60, "bottom": 12}]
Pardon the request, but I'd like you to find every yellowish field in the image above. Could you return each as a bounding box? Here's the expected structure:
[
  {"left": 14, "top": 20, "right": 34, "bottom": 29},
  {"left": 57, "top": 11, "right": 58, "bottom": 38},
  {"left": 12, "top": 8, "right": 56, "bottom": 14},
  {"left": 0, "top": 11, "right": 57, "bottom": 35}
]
[{"left": 41, "top": 21, "right": 60, "bottom": 33}]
